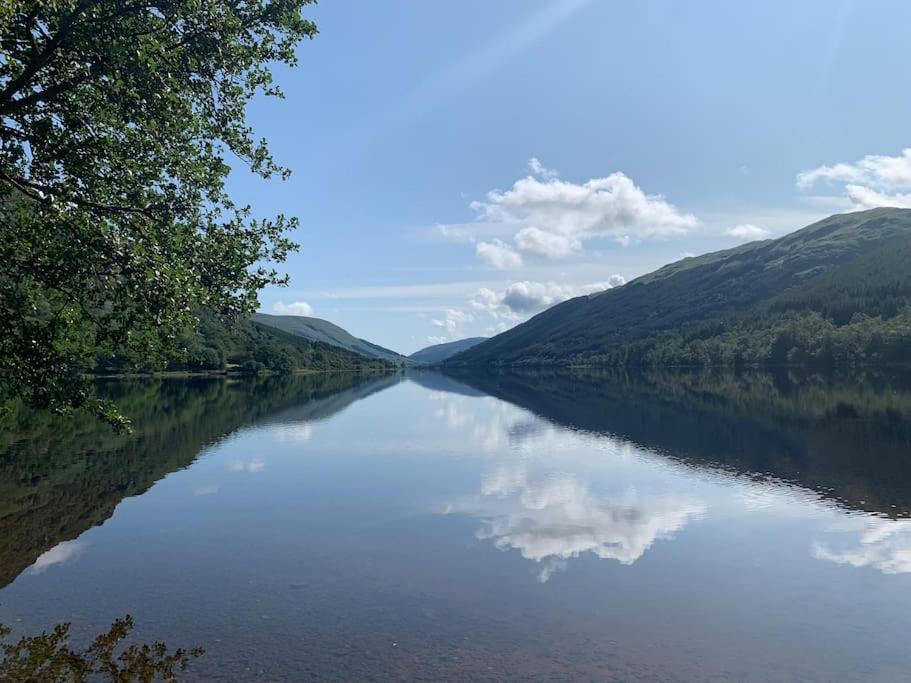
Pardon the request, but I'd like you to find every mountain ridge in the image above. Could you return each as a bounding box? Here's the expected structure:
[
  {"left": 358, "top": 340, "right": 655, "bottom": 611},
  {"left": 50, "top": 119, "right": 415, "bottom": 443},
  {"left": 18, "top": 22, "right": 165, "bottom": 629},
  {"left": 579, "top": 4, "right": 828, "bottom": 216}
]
[
  {"left": 252, "top": 312, "right": 410, "bottom": 365},
  {"left": 449, "top": 208, "right": 911, "bottom": 368},
  {"left": 409, "top": 337, "right": 487, "bottom": 365}
]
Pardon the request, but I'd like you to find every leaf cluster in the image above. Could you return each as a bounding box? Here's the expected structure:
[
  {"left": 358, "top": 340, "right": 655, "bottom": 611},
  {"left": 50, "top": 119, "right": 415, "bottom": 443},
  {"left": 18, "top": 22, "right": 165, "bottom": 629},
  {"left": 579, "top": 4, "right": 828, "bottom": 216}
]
[
  {"left": 0, "top": 0, "right": 317, "bottom": 423},
  {"left": 0, "top": 615, "right": 203, "bottom": 682}
]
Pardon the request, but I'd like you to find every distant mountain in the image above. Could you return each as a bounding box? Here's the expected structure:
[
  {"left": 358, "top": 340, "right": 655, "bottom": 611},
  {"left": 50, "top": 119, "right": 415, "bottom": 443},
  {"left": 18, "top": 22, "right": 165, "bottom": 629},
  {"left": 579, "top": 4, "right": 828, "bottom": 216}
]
[
  {"left": 252, "top": 313, "right": 410, "bottom": 365},
  {"left": 450, "top": 208, "right": 911, "bottom": 368},
  {"left": 95, "top": 311, "right": 394, "bottom": 375},
  {"left": 409, "top": 337, "right": 487, "bottom": 365}
]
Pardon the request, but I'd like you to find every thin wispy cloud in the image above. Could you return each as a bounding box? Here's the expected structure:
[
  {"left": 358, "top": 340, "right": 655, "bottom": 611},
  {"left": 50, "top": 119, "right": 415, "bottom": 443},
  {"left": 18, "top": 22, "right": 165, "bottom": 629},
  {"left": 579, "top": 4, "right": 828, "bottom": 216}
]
[
  {"left": 797, "top": 147, "right": 911, "bottom": 209},
  {"left": 431, "top": 308, "right": 474, "bottom": 341}
]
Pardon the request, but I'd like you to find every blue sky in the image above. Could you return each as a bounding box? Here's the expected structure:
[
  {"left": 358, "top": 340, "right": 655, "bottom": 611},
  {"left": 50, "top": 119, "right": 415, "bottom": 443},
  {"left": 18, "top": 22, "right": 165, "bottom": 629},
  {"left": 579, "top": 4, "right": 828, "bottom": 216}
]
[{"left": 230, "top": 0, "right": 911, "bottom": 354}]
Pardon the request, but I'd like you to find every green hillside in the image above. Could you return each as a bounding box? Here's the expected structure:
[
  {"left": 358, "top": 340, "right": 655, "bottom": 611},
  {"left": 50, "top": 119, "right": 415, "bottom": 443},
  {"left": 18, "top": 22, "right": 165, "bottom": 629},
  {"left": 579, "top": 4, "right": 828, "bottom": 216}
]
[
  {"left": 449, "top": 208, "right": 911, "bottom": 368},
  {"left": 409, "top": 337, "right": 487, "bottom": 365},
  {"left": 252, "top": 313, "right": 410, "bottom": 365},
  {"left": 95, "top": 312, "right": 394, "bottom": 375}
]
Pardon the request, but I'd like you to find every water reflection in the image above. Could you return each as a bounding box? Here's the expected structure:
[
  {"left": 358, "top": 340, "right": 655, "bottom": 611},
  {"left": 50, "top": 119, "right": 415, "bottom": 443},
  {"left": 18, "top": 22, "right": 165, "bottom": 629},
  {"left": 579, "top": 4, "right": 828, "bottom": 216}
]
[
  {"left": 27, "top": 540, "right": 86, "bottom": 575},
  {"left": 445, "top": 368, "right": 911, "bottom": 518},
  {"left": 3, "top": 368, "right": 911, "bottom": 679},
  {"left": 449, "top": 465, "right": 705, "bottom": 582},
  {"left": 813, "top": 519, "right": 911, "bottom": 574},
  {"left": 0, "top": 372, "right": 401, "bottom": 589}
]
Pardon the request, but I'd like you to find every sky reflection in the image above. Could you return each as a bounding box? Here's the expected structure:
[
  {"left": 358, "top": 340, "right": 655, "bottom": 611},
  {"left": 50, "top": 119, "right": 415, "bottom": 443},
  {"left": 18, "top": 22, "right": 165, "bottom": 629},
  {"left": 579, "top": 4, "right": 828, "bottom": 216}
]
[
  {"left": 813, "top": 518, "right": 911, "bottom": 575},
  {"left": 4, "top": 372, "right": 911, "bottom": 681},
  {"left": 448, "top": 464, "right": 706, "bottom": 582}
]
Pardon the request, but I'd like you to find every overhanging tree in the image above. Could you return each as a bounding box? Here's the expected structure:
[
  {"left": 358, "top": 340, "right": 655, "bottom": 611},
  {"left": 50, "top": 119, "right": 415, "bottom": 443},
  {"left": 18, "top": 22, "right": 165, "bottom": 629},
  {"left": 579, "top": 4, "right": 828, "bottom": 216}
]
[{"left": 0, "top": 0, "right": 316, "bottom": 425}]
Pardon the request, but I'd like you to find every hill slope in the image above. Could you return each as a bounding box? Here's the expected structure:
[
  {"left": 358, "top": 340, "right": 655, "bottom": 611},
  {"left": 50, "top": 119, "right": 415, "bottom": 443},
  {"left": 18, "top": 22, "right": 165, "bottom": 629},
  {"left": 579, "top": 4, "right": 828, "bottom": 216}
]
[
  {"left": 409, "top": 337, "right": 487, "bottom": 365},
  {"left": 252, "top": 313, "right": 409, "bottom": 365},
  {"left": 94, "top": 312, "right": 394, "bottom": 374},
  {"left": 450, "top": 208, "right": 911, "bottom": 367}
]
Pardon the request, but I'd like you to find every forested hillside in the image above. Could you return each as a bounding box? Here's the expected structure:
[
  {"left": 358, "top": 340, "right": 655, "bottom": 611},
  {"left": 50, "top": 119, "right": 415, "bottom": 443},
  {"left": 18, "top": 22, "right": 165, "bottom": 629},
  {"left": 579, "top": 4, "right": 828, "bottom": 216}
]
[
  {"left": 450, "top": 208, "right": 911, "bottom": 368},
  {"left": 94, "top": 313, "right": 394, "bottom": 375}
]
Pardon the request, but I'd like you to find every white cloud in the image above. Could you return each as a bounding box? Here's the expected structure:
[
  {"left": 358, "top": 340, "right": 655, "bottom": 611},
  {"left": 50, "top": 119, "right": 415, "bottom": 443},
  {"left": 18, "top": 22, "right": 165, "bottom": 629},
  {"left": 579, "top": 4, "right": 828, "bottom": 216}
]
[
  {"left": 527, "top": 157, "right": 559, "bottom": 180},
  {"left": 431, "top": 308, "right": 473, "bottom": 339},
  {"left": 273, "top": 301, "right": 314, "bottom": 316},
  {"left": 515, "top": 226, "right": 580, "bottom": 257},
  {"left": 302, "top": 282, "right": 491, "bottom": 301},
  {"left": 501, "top": 281, "right": 572, "bottom": 313},
  {"left": 725, "top": 224, "right": 770, "bottom": 241},
  {"left": 28, "top": 540, "right": 85, "bottom": 574},
  {"left": 193, "top": 484, "right": 220, "bottom": 496},
  {"left": 476, "top": 239, "right": 523, "bottom": 269},
  {"left": 471, "top": 166, "right": 697, "bottom": 262},
  {"left": 579, "top": 274, "right": 626, "bottom": 292},
  {"left": 449, "top": 467, "right": 705, "bottom": 582},
  {"left": 844, "top": 185, "right": 911, "bottom": 210},
  {"left": 812, "top": 519, "right": 911, "bottom": 575},
  {"left": 797, "top": 148, "right": 911, "bottom": 209},
  {"left": 471, "top": 277, "right": 625, "bottom": 318}
]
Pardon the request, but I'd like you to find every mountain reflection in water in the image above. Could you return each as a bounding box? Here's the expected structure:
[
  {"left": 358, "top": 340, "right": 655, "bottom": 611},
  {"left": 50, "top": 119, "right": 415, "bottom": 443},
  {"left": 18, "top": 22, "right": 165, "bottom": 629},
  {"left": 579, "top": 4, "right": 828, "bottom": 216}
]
[
  {"left": 2, "top": 368, "right": 911, "bottom": 680},
  {"left": 0, "top": 373, "right": 403, "bottom": 588}
]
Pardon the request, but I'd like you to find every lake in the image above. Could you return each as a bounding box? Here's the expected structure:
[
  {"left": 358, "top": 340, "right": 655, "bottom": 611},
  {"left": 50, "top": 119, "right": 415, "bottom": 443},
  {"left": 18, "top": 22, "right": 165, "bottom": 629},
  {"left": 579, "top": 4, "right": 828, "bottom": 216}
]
[{"left": 2, "top": 370, "right": 911, "bottom": 681}]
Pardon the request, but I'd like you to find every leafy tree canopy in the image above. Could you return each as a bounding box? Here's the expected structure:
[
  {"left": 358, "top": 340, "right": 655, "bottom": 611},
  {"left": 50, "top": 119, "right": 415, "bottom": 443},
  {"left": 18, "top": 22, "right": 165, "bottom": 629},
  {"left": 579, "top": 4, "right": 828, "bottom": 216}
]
[
  {"left": 0, "top": 0, "right": 317, "bottom": 425},
  {"left": 1, "top": 615, "right": 203, "bottom": 682}
]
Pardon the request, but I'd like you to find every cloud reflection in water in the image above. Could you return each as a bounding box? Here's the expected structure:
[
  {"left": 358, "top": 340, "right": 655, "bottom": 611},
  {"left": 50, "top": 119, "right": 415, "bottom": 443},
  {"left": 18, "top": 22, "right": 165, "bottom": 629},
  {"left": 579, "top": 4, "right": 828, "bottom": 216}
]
[
  {"left": 812, "top": 519, "right": 911, "bottom": 574},
  {"left": 451, "top": 466, "right": 706, "bottom": 582},
  {"left": 27, "top": 540, "right": 86, "bottom": 575}
]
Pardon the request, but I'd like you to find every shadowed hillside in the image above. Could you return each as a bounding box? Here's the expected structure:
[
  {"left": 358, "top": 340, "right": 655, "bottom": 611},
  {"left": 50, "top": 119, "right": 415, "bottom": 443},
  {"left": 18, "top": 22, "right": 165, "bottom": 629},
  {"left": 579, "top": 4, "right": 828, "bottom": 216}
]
[
  {"left": 409, "top": 338, "right": 487, "bottom": 365},
  {"left": 450, "top": 208, "right": 911, "bottom": 368}
]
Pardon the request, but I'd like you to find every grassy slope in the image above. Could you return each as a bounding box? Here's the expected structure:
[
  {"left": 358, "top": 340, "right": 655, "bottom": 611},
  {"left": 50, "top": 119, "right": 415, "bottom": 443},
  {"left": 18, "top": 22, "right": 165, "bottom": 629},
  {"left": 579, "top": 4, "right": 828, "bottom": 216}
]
[
  {"left": 252, "top": 313, "right": 409, "bottom": 365},
  {"left": 450, "top": 208, "right": 911, "bottom": 366}
]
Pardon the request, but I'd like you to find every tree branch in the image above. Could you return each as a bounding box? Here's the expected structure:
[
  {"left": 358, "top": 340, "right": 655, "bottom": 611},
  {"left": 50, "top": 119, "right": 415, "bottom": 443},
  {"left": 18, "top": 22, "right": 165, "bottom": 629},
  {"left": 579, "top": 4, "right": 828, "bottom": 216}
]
[{"left": 0, "top": 0, "right": 98, "bottom": 107}]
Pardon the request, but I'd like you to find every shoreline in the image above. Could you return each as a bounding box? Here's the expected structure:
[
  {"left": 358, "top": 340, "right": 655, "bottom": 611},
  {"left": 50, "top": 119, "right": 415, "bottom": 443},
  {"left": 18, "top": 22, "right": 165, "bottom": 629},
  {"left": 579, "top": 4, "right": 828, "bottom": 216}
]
[{"left": 87, "top": 367, "right": 398, "bottom": 380}]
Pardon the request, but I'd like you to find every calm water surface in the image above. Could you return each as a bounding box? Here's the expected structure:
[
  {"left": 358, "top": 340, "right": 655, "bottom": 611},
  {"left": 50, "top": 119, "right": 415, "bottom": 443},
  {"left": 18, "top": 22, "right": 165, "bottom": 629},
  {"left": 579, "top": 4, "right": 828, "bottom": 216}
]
[{"left": 2, "top": 370, "right": 911, "bottom": 681}]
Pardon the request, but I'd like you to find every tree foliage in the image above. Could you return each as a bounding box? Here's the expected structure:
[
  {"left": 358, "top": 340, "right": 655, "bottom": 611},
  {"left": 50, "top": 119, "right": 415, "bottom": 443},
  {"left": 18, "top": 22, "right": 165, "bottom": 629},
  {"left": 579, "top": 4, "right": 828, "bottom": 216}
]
[
  {"left": 0, "top": 615, "right": 203, "bottom": 682},
  {"left": 0, "top": 0, "right": 317, "bottom": 423}
]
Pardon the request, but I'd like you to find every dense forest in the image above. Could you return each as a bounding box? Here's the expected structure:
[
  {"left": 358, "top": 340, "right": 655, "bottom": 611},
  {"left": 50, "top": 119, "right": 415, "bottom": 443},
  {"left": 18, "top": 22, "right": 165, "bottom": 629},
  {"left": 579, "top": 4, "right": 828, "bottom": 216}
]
[
  {"left": 450, "top": 208, "right": 911, "bottom": 369},
  {"left": 0, "top": 0, "right": 320, "bottom": 427}
]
